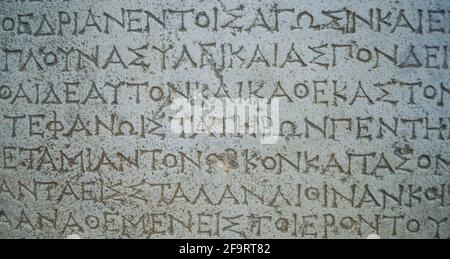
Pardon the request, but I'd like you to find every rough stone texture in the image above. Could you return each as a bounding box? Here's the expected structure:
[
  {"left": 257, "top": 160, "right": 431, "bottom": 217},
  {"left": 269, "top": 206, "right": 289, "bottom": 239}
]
[{"left": 0, "top": 0, "right": 449, "bottom": 239}]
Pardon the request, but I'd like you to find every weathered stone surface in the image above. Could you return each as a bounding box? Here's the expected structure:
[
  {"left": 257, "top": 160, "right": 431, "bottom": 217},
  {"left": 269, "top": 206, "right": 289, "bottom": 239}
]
[{"left": 0, "top": 0, "right": 449, "bottom": 239}]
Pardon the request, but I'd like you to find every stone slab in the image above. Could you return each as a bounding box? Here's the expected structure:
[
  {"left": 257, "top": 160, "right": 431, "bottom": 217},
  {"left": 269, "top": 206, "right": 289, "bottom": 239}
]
[{"left": 0, "top": 0, "right": 449, "bottom": 239}]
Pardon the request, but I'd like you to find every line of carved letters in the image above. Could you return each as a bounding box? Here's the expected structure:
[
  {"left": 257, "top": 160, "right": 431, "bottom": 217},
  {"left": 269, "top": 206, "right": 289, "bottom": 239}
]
[
  {"left": 1, "top": 6, "right": 450, "bottom": 35},
  {"left": 1, "top": 79, "right": 449, "bottom": 106},
  {"left": 0, "top": 146, "right": 449, "bottom": 176},
  {"left": 2, "top": 114, "right": 450, "bottom": 141},
  {"left": 1, "top": 208, "right": 448, "bottom": 239},
  {"left": 0, "top": 43, "right": 449, "bottom": 72}
]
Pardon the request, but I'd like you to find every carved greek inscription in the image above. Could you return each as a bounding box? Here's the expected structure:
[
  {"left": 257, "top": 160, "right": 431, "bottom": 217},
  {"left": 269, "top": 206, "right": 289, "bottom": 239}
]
[{"left": 0, "top": 0, "right": 449, "bottom": 239}]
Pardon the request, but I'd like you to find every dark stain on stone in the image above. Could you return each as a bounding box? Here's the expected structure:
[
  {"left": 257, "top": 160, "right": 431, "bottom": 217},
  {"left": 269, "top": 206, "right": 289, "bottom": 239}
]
[
  {"left": 206, "top": 149, "right": 239, "bottom": 172},
  {"left": 394, "top": 142, "right": 414, "bottom": 156}
]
